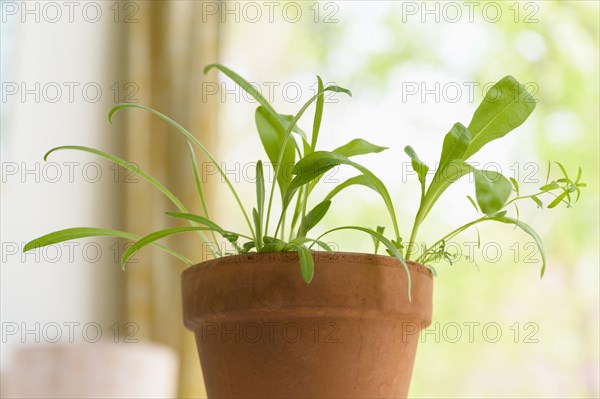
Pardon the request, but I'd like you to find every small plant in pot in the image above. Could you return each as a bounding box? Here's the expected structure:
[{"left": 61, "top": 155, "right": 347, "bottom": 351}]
[{"left": 25, "top": 64, "right": 585, "bottom": 398}]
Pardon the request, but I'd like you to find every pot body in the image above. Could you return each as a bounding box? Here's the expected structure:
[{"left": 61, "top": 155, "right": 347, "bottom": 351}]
[{"left": 182, "top": 252, "right": 433, "bottom": 399}]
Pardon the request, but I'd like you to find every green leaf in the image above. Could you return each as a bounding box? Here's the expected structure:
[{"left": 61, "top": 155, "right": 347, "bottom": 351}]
[
  {"left": 555, "top": 162, "right": 569, "bottom": 180},
  {"left": 465, "top": 76, "right": 537, "bottom": 159},
  {"left": 323, "top": 175, "right": 377, "bottom": 203},
  {"left": 296, "top": 246, "right": 315, "bottom": 284},
  {"left": 203, "top": 64, "right": 307, "bottom": 158},
  {"left": 187, "top": 142, "right": 219, "bottom": 254},
  {"left": 487, "top": 216, "right": 547, "bottom": 277},
  {"left": 165, "top": 212, "right": 251, "bottom": 252},
  {"left": 531, "top": 195, "right": 543, "bottom": 208},
  {"left": 44, "top": 145, "right": 218, "bottom": 259},
  {"left": 414, "top": 160, "right": 472, "bottom": 224},
  {"left": 24, "top": 227, "right": 192, "bottom": 265},
  {"left": 310, "top": 76, "right": 325, "bottom": 151},
  {"left": 287, "top": 151, "right": 400, "bottom": 240},
  {"left": 404, "top": 145, "right": 429, "bottom": 196},
  {"left": 575, "top": 167, "right": 583, "bottom": 184},
  {"left": 466, "top": 195, "right": 479, "bottom": 213},
  {"left": 548, "top": 190, "right": 569, "bottom": 209},
  {"left": 45, "top": 146, "right": 186, "bottom": 211},
  {"left": 121, "top": 226, "right": 216, "bottom": 268},
  {"left": 333, "top": 138, "right": 388, "bottom": 158},
  {"left": 255, "top": 106, "right": 296, "bottom": 195},
  {"left": 473, "top": 169, "right": 512, "bottom": 214},
  {"left": 298, "top": 200, "right": 331, "bottom": 237},
  {"left": 509, "top": 177, "right": 520, "bottom": 194},
  {"left": 372, "top": 225, "right": 385, "bottom": 253},
  {"left": 242, "top": 241, "right": 256, "bottom": 253},
  {"left": 256, "top": 160, "right": 265, "bottom": 216},
  {"left": 437, "top": 123, "right": 471, "bottom": 172},
  {"left": 259, "top": 235, "right": 287, "bottom": 252}
]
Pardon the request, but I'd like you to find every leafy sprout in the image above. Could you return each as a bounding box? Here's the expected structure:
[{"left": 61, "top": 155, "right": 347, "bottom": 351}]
[
  {"left": 23, "top": 67, "right": 585, "bottom": 300},
  {"left": 24, "top": 64, "right": 411, "bottom": 297}
]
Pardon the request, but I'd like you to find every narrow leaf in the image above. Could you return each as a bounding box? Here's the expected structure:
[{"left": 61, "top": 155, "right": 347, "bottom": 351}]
[
  {"left": 509, "top": 177, "right": 520, "bottom": 194},
  {"left": 165, "top": 212, "right": 226, "bottom": 234},
  {"left": 24, "top": 227, "right": 192, "bottom": 265},
  {"left": 334, "top": 138, "right": 388, "bottom": 158},
  {"left": 404, "top": 145, "right": 429, "bottom": 195},
  {"left": 548, "top": 190, "right": 569, "bottom": 209},
  {"left": 540, "top": 181, "right": 559, "bottom": 191},
  {"left": 372, "top": 225, "right": 385, "bottom": 253},
  {"left": 487, "top": 216, "right": 547, "bottom": 277},
  {"left": 289, "top": 237, "right": 333, "bottom": 253},
  {"left": 310, "top": 76, "right": 325, "bottom": 151},
  {"left": 466, "top": 195, "right": 479, "bottom": 213},
  {"left": 256, "top": 160, "right": 265, "bottom": 223},
  {"left": 253, "top": 208, "right": 262, "bottom": 249},
  {"left": 121, "top": 226, "right": 215, "bottom": 268},
  {"left": 45, "top": 146, "right": 185, "bottom": 211},
  {"left": 531, "top": 195, "right": 543, "bottom": 208},
  {"left": 323, "top": 175, "right": 377, "bottom": 203},
  {"left": 287, "top": 151, "right": 400, "bottom": 240}
]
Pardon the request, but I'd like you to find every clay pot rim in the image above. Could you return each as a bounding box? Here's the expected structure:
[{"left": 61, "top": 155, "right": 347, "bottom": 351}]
[{"left": 182, "top": 251, "right": 433, "bottom": 278}]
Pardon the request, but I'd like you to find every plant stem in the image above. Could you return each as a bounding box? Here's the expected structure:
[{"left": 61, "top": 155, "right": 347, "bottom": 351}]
[{"left": 416, "top": 215, "right": 487, "bottom": 264}]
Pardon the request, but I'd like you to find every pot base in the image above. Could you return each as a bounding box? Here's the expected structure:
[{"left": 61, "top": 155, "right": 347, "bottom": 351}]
[{"left": 182, "top": 252, "right": 433, "bottom": 399}]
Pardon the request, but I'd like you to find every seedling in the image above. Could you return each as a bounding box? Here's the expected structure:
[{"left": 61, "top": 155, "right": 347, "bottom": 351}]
[{"left": 24, "top": 66, "right": 585, "bottom": 299}]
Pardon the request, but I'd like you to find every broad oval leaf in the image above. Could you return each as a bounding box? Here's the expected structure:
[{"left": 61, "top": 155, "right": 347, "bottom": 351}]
[
  {"left": 204, "top": 64, "right": 277, "bottom": 115},
  {"left": 255, "top": 106, "right": 296, "bottom": 194},
  {"left": 45, "top": 146, "right": 186, "bottom": 211},
  {"left": 465, "top": 76, "right": 536, "bottom": 159},
  {"left": 310, "top": 75, "right": 325, "bottom": 151},
  {"left": 165, "top": 211, "right": 225, "bottom": 233},
  {"left": 256, "top": 160, "right": 265, "bottom": 217},
  {"left": 473, "top": 169, "right": 512, "bottom": 214},
  {"left": 437, "top": 122, "right": 471, "bottom": 172}
]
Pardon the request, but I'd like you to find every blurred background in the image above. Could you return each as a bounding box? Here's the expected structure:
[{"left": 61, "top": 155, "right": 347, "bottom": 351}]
[{"left": 1, "top": 1, "right": 598, "bottom": 398}]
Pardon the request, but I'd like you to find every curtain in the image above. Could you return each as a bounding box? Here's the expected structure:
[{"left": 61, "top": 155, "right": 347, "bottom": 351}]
[{"left": 121, "top": 2, "right": 220, "bottom": 397}]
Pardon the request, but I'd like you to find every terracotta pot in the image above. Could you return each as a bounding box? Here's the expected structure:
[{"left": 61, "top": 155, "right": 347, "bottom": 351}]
[{"left": 182, "top": 252, "right": 433, "bottom": 399}]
